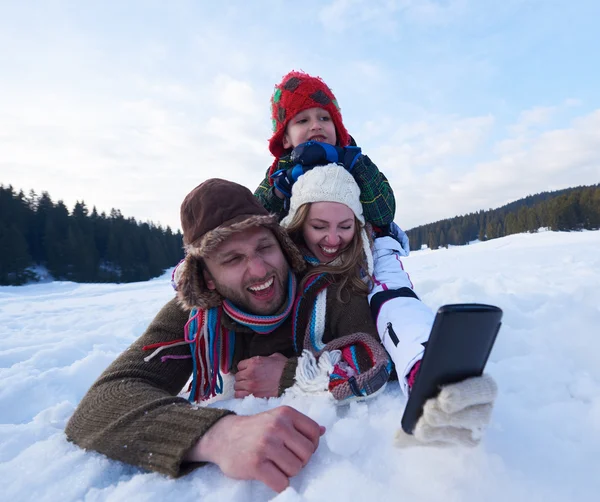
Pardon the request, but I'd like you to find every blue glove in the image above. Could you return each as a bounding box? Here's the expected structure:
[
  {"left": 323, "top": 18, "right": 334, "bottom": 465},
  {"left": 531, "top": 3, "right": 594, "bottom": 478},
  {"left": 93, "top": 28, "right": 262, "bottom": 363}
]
[
  {"left": 290, "top": 141, "right": 362, "bottom": 172},
  {"left": 270, "top": 164, "right": 313, "bottom": 198}
]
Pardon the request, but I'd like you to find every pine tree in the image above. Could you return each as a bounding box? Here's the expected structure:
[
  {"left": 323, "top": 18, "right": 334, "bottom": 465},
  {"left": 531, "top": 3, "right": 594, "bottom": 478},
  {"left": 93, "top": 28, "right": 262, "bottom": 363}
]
[
  {"left": 0, "top": 221, "right": 33, "bottom": 285},
  {"left": 526, "top": 208, "right": 539, "bottom": 233},
  {"left": 45, "top": 201, "right": 70, "bottom": 279}
]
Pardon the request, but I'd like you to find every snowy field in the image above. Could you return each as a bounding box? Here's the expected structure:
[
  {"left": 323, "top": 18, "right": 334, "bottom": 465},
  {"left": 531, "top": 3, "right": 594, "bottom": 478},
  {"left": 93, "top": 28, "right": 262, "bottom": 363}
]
[{"left": 2, "top": 230, "right": 600, "bottom": 502}]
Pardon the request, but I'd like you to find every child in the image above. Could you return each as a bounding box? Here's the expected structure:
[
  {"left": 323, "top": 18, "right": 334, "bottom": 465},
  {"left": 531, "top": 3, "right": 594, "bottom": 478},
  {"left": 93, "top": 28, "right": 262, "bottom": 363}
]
[
  {"left": 254, "top": 70, "right": 395, "bottom": 230},
  {"left": 254, "top": 70, "right": 435, "bottom": 395}
]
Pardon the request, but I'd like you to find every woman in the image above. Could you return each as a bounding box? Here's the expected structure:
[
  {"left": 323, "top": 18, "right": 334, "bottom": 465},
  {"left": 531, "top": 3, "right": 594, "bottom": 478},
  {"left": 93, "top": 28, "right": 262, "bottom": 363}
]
[
  {"left": 282, "top": 164, "right": 499, "bottom": 447},
  {"left": 279, "top": 165, "right": 392, "bottom": 401},
  {"left": 281, "top": 163, "right": 430, "bottom": 396}
]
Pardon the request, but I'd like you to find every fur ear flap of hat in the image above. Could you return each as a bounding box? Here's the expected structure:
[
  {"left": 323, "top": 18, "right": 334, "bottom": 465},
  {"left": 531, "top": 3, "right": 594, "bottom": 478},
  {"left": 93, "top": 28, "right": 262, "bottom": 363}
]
[
  {"left": 280, "top": 164, "right": 374, "bottom": 275},
  {"left": 175, "top": 178, "right": 306, "bottom": 310},
  {"left": 268, "top": 70, "right": 351, "bottom": 175}
]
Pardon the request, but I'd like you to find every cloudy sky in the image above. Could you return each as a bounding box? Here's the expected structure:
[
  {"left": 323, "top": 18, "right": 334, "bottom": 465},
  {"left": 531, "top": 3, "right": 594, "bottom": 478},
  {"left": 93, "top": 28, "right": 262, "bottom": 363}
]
[{"left": 2, "top": 0, "right": 599, "bottom": 231}]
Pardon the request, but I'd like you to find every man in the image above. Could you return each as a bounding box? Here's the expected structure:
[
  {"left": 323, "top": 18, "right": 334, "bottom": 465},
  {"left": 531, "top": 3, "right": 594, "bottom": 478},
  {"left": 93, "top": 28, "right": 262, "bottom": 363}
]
[{"left": 65, "top": 178, "right": 387, "bottom": 493}]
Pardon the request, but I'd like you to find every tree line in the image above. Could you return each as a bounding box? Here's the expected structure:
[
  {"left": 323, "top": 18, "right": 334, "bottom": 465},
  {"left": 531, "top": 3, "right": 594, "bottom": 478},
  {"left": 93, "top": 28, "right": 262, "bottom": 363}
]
[
  {"left": 3, "top": 183, "right": 598, "bottom": 285},
  {"left": 0, "top": 185, "right": 184, "bottom": 285},
  {"left": 406, "top": 184, "right": 600, "bottom": 251}
]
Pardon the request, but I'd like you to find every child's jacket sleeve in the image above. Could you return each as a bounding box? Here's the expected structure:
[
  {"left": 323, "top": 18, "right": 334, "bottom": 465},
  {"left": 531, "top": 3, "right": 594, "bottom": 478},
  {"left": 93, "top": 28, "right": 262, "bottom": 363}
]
[
  {"left": 351, "top": 154, "right": 396, "bottom": 227},
  {"left": 254, "top": 166, "right": 286, "bottom": 219},
  {"left": 254, "top": 155, "right": 396, "bottom": 227}
]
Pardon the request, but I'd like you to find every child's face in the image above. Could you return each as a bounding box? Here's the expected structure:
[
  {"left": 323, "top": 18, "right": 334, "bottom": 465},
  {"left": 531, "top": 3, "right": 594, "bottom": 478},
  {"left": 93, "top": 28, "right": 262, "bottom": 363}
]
[{"left": 283, "top": 107, "right": 337, "bottom": 150}]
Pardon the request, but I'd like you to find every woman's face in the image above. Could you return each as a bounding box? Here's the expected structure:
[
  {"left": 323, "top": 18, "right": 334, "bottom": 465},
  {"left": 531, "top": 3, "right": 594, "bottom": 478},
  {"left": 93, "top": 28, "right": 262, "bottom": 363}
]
[{"left": 302, "top": 202, "right": 356, "bottom": 263}]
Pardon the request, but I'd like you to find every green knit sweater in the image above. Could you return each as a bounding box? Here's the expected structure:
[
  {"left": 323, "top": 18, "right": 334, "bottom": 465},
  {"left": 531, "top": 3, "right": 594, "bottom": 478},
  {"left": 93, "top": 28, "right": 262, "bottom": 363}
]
[
  {"left": 65, "top": 287, "right": 378, "bottom": 477},
  {"left": 254, "top": 153, "right": 396, "bottom": 228}
]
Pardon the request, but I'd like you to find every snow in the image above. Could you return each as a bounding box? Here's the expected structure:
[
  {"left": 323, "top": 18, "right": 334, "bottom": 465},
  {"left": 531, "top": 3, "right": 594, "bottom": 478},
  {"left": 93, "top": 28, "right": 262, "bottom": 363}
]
[{"left": 2, "top": 230, "right": 600, "bottom": 501}]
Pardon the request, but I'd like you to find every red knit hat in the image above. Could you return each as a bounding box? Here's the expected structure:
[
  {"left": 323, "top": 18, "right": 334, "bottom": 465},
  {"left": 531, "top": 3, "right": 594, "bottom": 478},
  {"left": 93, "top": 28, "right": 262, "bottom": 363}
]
[{"left": 268, "top": 71, "right": 351, "bottom": 175}]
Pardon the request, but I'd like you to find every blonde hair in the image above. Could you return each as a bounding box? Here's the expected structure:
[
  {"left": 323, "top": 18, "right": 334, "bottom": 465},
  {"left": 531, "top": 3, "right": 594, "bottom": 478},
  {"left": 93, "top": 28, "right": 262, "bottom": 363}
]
[{"left": 285, "top": 203, "right": 372, "bottom": 300}]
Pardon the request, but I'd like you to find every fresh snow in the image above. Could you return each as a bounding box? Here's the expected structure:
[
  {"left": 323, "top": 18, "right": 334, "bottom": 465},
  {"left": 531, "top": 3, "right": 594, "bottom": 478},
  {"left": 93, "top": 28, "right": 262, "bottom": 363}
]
[{"left": 2, "top": 230, "right": 599, "bottom": 502}]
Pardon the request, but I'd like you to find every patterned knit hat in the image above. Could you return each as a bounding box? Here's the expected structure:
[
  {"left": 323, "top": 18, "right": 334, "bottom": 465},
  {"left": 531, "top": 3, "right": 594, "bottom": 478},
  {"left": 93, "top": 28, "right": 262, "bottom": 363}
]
[
  {"left": 280, "top": 164, "right": 373, "bottom": 275},
  {"left": 268, "top": 70, "right": 351, "bottom": 165},
  {"left": 175, "top": 178, "right": 306, "bottom": 310}
]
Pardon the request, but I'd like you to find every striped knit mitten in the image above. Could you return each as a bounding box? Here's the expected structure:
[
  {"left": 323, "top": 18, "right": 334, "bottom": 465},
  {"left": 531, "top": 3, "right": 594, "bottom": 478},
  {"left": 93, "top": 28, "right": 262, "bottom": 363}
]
[{"left": 285, "top": 334, "right": 392, "bottom": 404}]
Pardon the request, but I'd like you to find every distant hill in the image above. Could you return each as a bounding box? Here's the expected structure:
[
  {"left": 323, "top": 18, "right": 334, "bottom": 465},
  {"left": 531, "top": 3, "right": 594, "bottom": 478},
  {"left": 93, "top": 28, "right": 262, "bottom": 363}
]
[
  {"left": 0, "top": 185, "right": 184, "bottom": 285},
  {"left": 406, "top": 184, "right": 600, "bottom": 251}
]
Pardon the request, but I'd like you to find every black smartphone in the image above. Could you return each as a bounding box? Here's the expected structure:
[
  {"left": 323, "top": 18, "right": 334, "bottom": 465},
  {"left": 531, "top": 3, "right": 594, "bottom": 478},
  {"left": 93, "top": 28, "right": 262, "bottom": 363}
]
[{"left": 400, "top": 303, "right": 503, "bottom": 434}]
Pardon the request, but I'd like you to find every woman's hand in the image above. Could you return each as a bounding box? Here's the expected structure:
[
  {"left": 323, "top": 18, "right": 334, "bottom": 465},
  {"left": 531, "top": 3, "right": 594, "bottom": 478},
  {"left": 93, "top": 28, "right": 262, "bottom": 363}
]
[{"left": 395, "top": 374, "right": 498, "bottom": 447}]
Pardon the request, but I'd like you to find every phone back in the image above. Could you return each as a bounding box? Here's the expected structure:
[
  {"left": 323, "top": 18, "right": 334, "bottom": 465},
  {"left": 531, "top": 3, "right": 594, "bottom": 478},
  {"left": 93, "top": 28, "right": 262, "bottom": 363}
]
[{"left": 401, "top": 303, "right": 503, "bottom": 434}]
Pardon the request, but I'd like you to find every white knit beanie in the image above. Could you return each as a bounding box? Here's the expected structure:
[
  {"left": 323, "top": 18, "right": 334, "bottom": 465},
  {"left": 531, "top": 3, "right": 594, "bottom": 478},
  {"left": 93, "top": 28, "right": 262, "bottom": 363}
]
[{"left": 280, "top": 164, "right": 373, "bottom": 275}]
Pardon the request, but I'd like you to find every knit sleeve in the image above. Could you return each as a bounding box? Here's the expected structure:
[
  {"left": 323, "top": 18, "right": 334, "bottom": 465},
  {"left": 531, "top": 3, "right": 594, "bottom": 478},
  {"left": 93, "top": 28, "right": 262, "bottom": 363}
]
[
  {"left": 351, "top": 155, "right": 396, "bottom": 227},
  {"left": 254, "top": 167, "right": 286, "bottom": 219},
  {"left": 65, "top": 298, "right": 233, "bottom": 477},
  {"left": 325, "top": 290, "right": 379, "bottom": 343},
  {"left": 278, "top": 356, "right": 299, "bottom": 396}
]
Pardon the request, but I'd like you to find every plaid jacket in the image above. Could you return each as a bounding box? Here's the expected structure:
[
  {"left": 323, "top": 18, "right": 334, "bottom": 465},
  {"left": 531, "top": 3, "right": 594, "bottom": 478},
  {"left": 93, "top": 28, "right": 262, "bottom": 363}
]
[{"left": 254, "top": 154, "right": 396, "bottom": 227}]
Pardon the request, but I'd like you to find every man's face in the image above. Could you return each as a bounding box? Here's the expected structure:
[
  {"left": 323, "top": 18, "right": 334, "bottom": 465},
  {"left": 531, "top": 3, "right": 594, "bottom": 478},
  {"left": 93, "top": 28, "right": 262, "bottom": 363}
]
[{"left": 203, "top": 226, "right": 290, "bottom": 315}]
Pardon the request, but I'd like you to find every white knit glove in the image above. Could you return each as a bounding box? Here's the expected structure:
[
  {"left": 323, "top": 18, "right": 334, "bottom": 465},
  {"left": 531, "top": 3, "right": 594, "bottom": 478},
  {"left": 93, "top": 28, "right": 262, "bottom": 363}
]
[{"left": 395, "top": 374, "right": 498, "bottom": 447}]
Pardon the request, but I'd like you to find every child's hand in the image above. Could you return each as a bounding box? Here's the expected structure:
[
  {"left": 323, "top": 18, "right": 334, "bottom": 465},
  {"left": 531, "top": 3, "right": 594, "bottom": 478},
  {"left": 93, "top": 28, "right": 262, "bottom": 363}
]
[
  {"left": 270, "top": 165, "right": 313, "bottom": 198},
  {"left": 270, "top": 141, "right": 363, "bottom": 197},
  {"left": 291, "top": 141, "right": 362, "bottom": 172}
]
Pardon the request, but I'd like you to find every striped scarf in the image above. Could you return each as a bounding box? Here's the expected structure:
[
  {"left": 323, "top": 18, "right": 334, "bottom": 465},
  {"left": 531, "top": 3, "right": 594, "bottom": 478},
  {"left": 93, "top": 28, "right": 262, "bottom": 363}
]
[
  {"left": 185, "top": 272, "right": 296, "bottom": 402},
  {"left": 292, "top": 270, "right": 331, "bottom": 354},
  {"left": 291, "top": 252, "right": 341, "bottom": 354},
  {"left": 222, "top": 273, "right": 297, "bottom": 334},
  {"left": 291, "top": 259, "right": 390, "bottom": 401}
]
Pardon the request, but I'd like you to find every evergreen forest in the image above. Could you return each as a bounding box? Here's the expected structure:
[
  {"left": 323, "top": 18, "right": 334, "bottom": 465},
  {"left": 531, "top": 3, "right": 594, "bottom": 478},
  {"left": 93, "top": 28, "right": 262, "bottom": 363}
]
[
  {"left": 406, "top": 184, "right": 600, "bottom": 251},
  {"left": 2, "top": 183, "right": 599, "bottom": 286},
  {"left": 0, "top": 185, "right": 184, "bottom": 285}
]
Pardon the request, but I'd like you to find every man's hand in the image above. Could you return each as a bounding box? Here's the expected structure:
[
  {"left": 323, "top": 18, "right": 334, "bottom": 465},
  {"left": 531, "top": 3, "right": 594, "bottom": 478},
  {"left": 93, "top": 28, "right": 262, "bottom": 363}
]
[
  {"left": 186, "top": 407, "right": 326, "bottom": 492},
  {"left": 395, "top": 374, "right": 498, "bottom": 447},
  {"left": 234, "top": 353, "right": 288, "bottom": 398}
]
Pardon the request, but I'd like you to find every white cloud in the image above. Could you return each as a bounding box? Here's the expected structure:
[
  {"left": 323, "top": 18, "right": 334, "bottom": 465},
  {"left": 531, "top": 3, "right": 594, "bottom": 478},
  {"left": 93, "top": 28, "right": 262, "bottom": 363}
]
[
  {"left": 386, "top": 108, "right": 600, "bottom": 229},
  {"left": 509, "top": 106, "right": 556, "bottom": 136},
  {"left": 212, "top": 75, "right": 261, "bottom": 116},
  {"left": 372, "top": 114, "right": 495, "bottom": 177},
  {"left": 0, "top": 72, "right": 272, "bottom": 232},
  {"left": 1, "top": 0, "right": 598, "bottom": 237},
  {"left": 406, "top": 0, "right": 468, "bottom": 24},
  {"left": 319, "top": 0, "right": 467, "bottom": 33}
]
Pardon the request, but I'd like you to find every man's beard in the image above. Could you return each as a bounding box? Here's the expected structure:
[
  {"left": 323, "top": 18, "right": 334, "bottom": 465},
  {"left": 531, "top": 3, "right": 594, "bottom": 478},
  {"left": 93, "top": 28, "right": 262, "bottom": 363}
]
[{"left": 212, "top": 263, "right": 290, "bottom": 316}]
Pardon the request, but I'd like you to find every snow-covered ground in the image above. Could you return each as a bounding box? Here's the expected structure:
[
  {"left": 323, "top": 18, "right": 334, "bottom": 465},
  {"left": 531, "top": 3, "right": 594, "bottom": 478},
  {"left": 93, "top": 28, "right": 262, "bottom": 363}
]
[{"left": 2, "top": 230, "right": 599, "bottom": 502}]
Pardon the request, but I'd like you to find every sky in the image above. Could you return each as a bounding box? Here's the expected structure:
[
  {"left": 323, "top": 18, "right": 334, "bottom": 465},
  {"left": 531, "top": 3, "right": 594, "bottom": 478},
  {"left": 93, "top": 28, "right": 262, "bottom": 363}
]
[
  {"left": 1, "top": 0, "right": 599, "bottom": 230},
  {"left": 2, "top": 229, "right": 600, "bottom": 501}
]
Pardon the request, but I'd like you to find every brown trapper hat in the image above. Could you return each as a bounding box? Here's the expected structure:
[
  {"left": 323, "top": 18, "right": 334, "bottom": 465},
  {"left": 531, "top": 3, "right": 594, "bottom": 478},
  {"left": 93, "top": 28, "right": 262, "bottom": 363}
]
[{"left": 176, "top": 178, "right": 306, "bottom": 310}]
